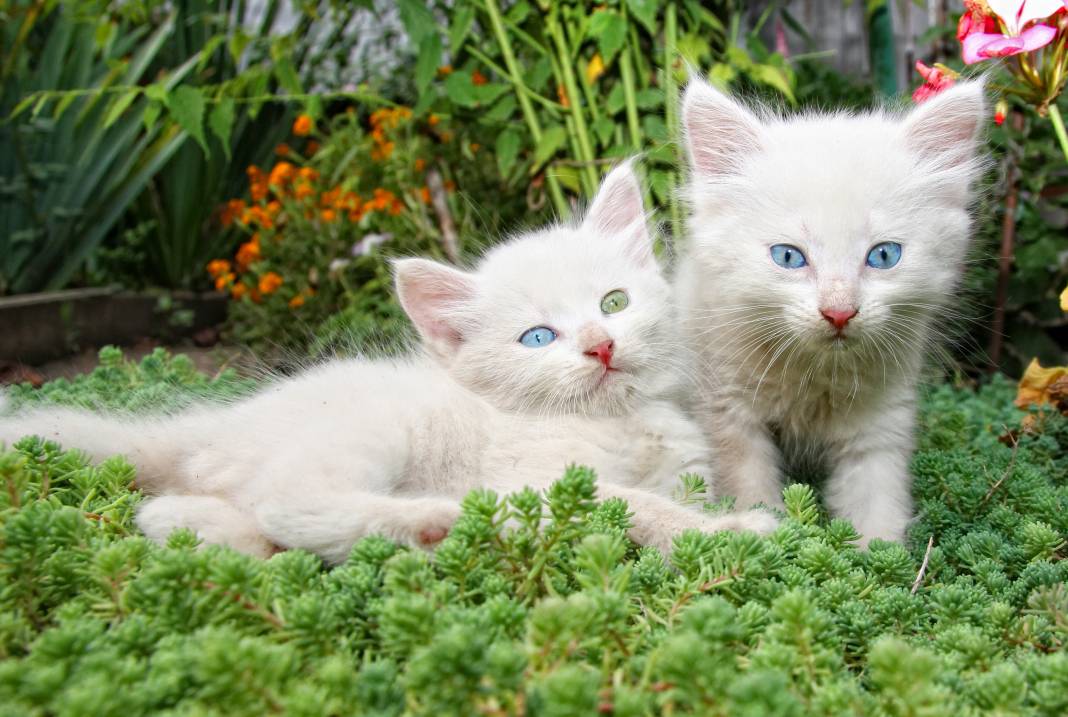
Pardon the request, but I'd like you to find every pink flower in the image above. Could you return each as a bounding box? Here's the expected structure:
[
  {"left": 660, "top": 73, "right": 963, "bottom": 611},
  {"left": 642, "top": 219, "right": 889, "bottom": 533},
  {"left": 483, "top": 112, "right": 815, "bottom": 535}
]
[
  {"left": 912, "top": 61, "right": 957, "bottom": 103},
  {"left": 961, "top": 0, "right": 1061, "bottom": 64}
]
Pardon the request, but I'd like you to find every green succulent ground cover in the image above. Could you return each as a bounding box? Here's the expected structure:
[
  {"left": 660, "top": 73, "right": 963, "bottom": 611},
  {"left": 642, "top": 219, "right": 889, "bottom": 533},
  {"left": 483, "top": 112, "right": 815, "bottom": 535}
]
[{"left": 0, "top": 349, "right": 1066, "bottom": 716}]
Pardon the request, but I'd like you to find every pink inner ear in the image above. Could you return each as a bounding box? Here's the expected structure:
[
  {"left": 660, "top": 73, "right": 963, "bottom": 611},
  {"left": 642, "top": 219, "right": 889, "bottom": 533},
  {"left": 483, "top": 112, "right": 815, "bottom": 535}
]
[
  {"left": 682, "top": 82, "right": 762, "bottom": 176},
  {"left": 394, "top": 259, "right": 476, "bottom": 351}
]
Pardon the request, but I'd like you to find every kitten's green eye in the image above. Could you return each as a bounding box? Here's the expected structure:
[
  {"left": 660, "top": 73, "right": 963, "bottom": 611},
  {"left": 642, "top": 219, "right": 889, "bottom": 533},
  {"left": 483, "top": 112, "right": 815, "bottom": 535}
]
[{"left": 600, "top": 289, "right": 629, "bottom": 314}]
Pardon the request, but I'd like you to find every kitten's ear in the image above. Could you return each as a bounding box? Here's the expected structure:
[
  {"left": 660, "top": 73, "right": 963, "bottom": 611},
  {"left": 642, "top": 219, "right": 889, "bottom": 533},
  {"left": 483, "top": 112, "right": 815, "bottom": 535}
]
[
  {"left": 682, "top": 77, "right": 763, "bottom": 176},
  {"left": 394, "top": 258, "right": 477, "bottom": 356},
  {"left": 901, "top": 80, "right": 986, "bottom": 166},
  {"left": 582, "top": 161, "right": 653, "bottom": 266}
]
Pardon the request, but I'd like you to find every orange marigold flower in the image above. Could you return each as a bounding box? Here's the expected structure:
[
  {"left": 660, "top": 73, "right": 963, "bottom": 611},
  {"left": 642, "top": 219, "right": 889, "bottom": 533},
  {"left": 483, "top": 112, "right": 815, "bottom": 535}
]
[
  {"left": 414, "top": 158, "right": 426, "bottom": 172},
  {"left": 250, "top": 289, "right": 262, "bottom": 304},
  {"left": 371, "top": 141, "right": 395, "bottom": 161},
  {"left": 419, "top": 186, "right": 430, "bottom": 204},
  {"left": 219, "top": 199, "right": 246, "bottom": 227},
  {"left": 266, "top": 200, "right": 282, "bottom": 215},
  {"left": 250, "top": 181, "right": 268, "bottom": 202},
  {"left": 289, "top": 294, "right": 305, "bottom": 309},
  {"left": 235, "top": 238, "right": 261, "bottom": 270},
  {"left": 292, "top": 114, "right": 314, "bottom": 136},
  {"left": 439, "top": 131, "right": 453, "bottom": 143},
  {"left": 214, "top": 272, "right": 235, "bottom": 291},
  {"left": 437, "top": 65, "right": 453, "bottom": 77},
  {"left": 444, "top": 179, "right": 456, "bottom": 192},
  {"left": 347, "top": 208, "right": 363, "bottom": 222},
  {"left": 207, "top": 259, "right": 231, "bottom": 278},
  {"left": 470, "top": 142, "right": 480, "bottom": 153},
  {"left": 275, "top": 143, "right": 291, "bottom": 156},
  {"left": 389, "top": 198, "right": 403, "bottom": 216},
  {"left": 428, "top": 114, "right": 440, "bottom": 126},
  {"left": 294, "top": 181, "right": 315, "bottom": 200},
  {"left": 305, "top": 140, "right": 320, "bottom": 155},
  {"left": 472, "top": 70, "right": 488, "bottom": 86},
  {"left": 269, "top": 162, "right": 296, "bottom": 187},
  {"left": 321, "top": 209, "right": 337, "bottom": 222},
  {"left": 258, "top": 272, "right": 283, "bottom": 295},
  {"left": 298, "top": 167, "right": 319, "bottom": 182},
  {"left": 246, "top": 165, "right": 263, "bottom": 180},
  {"left": 231, "top": 283, "right": 248, "bottom": 300}
]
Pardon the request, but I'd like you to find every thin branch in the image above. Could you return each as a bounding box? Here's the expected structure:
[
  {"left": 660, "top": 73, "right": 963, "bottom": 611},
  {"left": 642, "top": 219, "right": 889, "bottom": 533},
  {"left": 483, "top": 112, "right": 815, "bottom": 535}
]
[{"left": 911, "top": 536, "right": 934, "bottom": 595}]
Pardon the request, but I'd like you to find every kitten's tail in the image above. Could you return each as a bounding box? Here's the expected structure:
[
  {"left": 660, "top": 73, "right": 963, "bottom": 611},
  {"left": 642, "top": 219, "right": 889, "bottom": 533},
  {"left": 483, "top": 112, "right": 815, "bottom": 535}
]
[{"left": 0, "top": 406, "right": 193, "bottom": 492}]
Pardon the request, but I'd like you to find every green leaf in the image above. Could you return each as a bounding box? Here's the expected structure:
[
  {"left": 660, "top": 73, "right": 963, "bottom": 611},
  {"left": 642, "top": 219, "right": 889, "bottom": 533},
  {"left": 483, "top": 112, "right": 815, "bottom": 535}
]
[
  {"left": 142, "top": 100, "right": 162, "bottom": 133},
  {"left": 145, "top": 83, "right": 167, "bottom": 103},
  {"left": 11, "top": 93, "right": 38, "bottom": 119},
  {"left": 397, "top": 0, "right": 436, "bottom": 46},
  {"left": 228, "top": 31, "right": 250, "bottom": 65},
  {"left": 164, "top": 85, "right": 208, "bottom": 156},
  {"left": 531, "top": 125, "right": 567, "bottom": 174},
  {"left": 484, "top": 95, "right": 517, "bottom": 123},
  {"left": 606, "top": 83, "right": 625, "bottom": 115},
  {"left": 592, "top": 117, "right": 615, "bottom": 147},
  {"left": 449, "top": 6, "right": 475, "bottom": 51},
  {"left": 634, "top": 87, "right": 663, "bottom": 110},
  {"left": 209, "top": 98, "right": 236, "bottom": 160},
  {"left": 588, "top": 10, "right": 627, "bottom": 64},
  {"left": 749, "top": 63, "right": 796, "bottom": 103},
  {"left": 641, "top": 115, "right": 667, "bottom": 142},
  {"left": 414, "top": 34, "right": 442, "bottom": 97},
  {"left": 625, "top": 0, "right": 659, "bottom": 35},
  {"left": 103, "top": 90, "right": 140, "bottom": 129},
  {"left": 273, "top": 55, "right": 303, "bottom": 96},
  {"left": 495, "top": 129, "right": 521, "bottom": 178},
  {"left": 444, "top": 71, "right": 477, "bottom": 108}
]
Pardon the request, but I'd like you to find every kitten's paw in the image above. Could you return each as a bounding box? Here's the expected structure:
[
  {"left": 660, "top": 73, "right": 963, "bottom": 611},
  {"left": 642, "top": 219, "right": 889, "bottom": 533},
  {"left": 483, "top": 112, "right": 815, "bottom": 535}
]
[
  {"left": 403, "top": 498, "right": 463, "bottom": 549},
  {"left": 719, "top": 508, "right": 779, "bottom": 536}
]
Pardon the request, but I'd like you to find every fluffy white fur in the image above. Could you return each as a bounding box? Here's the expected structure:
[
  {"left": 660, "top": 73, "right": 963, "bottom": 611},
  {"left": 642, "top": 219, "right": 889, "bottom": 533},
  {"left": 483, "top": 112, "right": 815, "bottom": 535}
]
[
  {"left": 676, "top": 79, "right": 986, "bottom": 545},
  {"left": 0, "top": 164, "right": 775, "bottom": 564}
]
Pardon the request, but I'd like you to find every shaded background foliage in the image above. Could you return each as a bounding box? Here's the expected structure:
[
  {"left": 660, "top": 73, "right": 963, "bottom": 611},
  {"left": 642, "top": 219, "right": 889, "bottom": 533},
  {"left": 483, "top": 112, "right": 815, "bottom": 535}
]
[{"left": 1, "top": 0, "right": 1064, "bottom": 370}]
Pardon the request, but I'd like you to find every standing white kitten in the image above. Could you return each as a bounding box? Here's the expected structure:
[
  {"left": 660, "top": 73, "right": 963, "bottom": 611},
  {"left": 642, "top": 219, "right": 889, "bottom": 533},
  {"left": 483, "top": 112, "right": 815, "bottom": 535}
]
[
  {"left": 1, "top": 164, "right": 774, "bottom": 564},
  {"left": 676, "top": 79, "right": 986, "bottom": 544}
]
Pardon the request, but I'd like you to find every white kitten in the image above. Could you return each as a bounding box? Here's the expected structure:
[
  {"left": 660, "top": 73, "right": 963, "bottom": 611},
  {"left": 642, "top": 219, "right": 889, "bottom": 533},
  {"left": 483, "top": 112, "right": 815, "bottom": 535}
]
[
  {"left": 1, "top": 164, "right": 775, "bottom": 564},
  {"left": 675, "top": 79, "right": 986, "bottom": 545}
]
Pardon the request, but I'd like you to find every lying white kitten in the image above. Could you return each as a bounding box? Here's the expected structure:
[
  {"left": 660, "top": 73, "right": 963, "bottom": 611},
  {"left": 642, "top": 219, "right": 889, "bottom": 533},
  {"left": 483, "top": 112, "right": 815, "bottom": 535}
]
[
  {"left": 676, "top": 79, "right": 985, "bottom": 545},
  {"left": 1, "top": 164, "right": 775, "bottom": 564}
]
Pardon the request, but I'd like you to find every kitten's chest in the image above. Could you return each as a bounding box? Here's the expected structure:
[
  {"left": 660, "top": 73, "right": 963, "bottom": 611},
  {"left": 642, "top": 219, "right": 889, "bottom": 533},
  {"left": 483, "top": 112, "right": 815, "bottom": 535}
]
[{"left": 481, "top": 411, "right": 697, "bottom": 493}]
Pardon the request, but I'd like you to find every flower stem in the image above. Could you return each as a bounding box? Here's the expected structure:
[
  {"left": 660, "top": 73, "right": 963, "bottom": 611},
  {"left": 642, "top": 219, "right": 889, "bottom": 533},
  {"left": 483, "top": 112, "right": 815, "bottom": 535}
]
[
  {"left": 663, "top": 3, "right": 680, "bottom": 243},
  {"left": 483, "top": 0, "right": 569, "bottom": 217},
  {"left": 1048, "top": 103, "right": 1068, "bottom": 166},
  {"left": 546, "top": 10, "right": 599, "bottom": 195}
]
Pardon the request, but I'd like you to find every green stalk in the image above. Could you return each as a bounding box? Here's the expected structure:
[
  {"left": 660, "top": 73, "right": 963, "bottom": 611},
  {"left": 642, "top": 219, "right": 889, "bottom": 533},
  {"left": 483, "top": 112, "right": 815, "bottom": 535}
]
[
  {"left": 546, "top": 9, "right": 599, "bottom": 194},
  {"left": 1048, "top": 103, "right": 1068, "bottom": 166},
  {"left": 483, "top": 0, "right": 569, "bottom": 216},
  {"left": 664, "top": 3, "right": 680, "bottom": 240},
  {"left": 619, "top": 42, "right": 642, "bottom": 151}
]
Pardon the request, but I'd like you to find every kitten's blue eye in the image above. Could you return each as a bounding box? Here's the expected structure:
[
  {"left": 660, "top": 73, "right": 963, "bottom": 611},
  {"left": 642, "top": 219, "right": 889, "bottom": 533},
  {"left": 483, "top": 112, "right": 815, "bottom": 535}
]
[
  {"left": 519, "top": 326, "right": 557, "bottom": 348},
  {"left": 770, "top": 244, "right": 807, "bottom": 269},
  {"left": 866, "top": 242, "right": 902, "bottom": 269}
]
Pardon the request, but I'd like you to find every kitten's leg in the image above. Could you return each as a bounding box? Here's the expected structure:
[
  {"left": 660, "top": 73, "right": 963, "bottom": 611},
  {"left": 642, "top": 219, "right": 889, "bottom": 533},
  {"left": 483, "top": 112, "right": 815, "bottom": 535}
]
[
  {"left": 137, "top": 495, "right": 276, "bottom": 558},
  {"left": 597, "top": 483, "right": 778, "bottom": 555},
  {"left": 706, "top": 405, "right": 785, "bottom": 509},
  {"left": 255, "top": 492, "right": 462, "bottom": 565},
  {"left": 824, "top": 402, "right": 915, "bottom": 546}
]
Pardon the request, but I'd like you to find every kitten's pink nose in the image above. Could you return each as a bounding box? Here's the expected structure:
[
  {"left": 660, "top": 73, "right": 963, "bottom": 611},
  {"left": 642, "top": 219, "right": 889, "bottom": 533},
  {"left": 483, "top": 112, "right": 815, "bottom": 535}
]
[
  {"left": 820, "top": 308, "right": 858, "bottom": 331},
  {"left": 584, "top": 340, "right": 614, "bottom": 368}
]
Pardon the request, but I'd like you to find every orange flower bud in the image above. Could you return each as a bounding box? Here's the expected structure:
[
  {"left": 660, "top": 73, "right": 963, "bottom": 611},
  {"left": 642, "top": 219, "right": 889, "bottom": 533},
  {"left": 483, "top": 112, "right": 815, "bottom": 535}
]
[{"left": 292, "top": 114, "right": 314, "bottom": 136}]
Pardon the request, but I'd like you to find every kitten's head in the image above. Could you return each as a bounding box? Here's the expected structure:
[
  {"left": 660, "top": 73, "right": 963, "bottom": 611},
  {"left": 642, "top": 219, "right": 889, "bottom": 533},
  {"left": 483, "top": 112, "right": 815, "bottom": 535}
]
[
  {"left": 394, "top": 163, "right": 676, "bottom": 416},
  {"left": 681, "top": 79, "right": 986, "bottom": 371}
]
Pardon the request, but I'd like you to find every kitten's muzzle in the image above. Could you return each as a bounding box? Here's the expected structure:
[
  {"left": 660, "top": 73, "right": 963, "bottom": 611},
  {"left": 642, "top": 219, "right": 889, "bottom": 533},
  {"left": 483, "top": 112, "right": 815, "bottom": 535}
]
[
  {"left": 820, "top": 308, "right": 857, "bottom": 334},
  {"left": 584, "top": 340, "right": 615, "bottom": 369}
]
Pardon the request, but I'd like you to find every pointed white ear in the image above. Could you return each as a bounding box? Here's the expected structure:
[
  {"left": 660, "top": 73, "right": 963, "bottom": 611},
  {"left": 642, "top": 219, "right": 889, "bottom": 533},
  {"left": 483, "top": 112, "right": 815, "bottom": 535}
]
[
  {"left": 582, "top": 161, "right": 653, "bottom": 266},
  {"left": 681, "top": 78, "right": 763, "bottom": 176},
  {"left": 394, "top": 258, "right": 477, "bottom": 357},
  {"left": 901, "top": 80, "right": 986, "bottom": 166}
]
